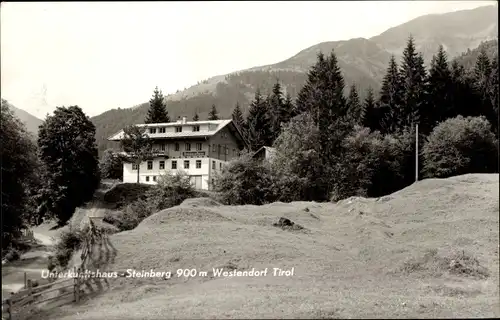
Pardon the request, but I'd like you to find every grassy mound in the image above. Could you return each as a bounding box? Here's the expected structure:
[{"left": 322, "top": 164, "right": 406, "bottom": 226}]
[
  {"left": 103, "top": 183, "right": 154, "bottom": 209},
  {"left": 32, "top": 174, "right": 499, "bottom": 319}
]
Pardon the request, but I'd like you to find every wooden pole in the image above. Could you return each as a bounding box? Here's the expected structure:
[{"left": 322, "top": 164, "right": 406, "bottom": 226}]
[
  {"left": 7, "top": 298, "right": 12, "bottom": 320},
  {"left": 415, "top": 124, "right": 419, "bottom": 182},
  {"left": 24, "top": 272, "right": 27, "bottom": 289},
  {"left": 74, "top": 275, "right": 80, "bottom": 303}
]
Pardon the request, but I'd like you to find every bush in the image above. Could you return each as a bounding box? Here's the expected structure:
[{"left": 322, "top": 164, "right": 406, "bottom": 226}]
[
  {"left": 213, "top": 155, "right": 276, "bottom": 205},
  {"left": 53, "top": 228, "right": 85, "bottom": 269},
  {"left": 146, "top": 171, "right": 196, "bottom": 211},
  {"left": 105, "top": 199, "right": 156, "bottom": 231},
  {"left": 422, "top": 116, "right": 498, "bottom": 179},
  {"left": 4, "top": 249, "right": 21, "bottom": 262},
  {"left": 329, "top": 126, "right": 383, "bottom": 201},
  {"left": 368, "top": 128, "right": 416, "bottom": 197}
]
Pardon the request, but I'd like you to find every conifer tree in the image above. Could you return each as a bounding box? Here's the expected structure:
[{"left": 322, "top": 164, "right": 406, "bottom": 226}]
[
  {"left": 294, "top": 50, "right": 349, "bottom": 198},
  {"left": 450, "top": 60, "right": 482, "bottom": 119},
  {"left": 362, "top": 87, "right": 379, "bottom": 130},
  {"left": 399, "top": 36, "right": 428, "bottom": 132},
  {"left": 283, "top": 92, "right": 295, "bottom": 120},
  {"left": 378, "top": 55, "right": 403, "bottom": 134},
  {"left": 231, "top": 101, "right": 246, "bottom": 137},
  {"left": 145, "top": 86, "right": 170, "bottom": 123},
  {"left": 268, "top": 81, "right": 286, "bottom": 142},
  {"left": 208, "top": 104, "right": 219, "bottom": 120},
  {"left": 246, "top": 89, "right": 273, "bottom": 151},
  {"left": 473, "top": 48, "right": 497, "bottom": 132},
  {"left": 346, "top": 83, "right": 365, "bottom": 126},
  {"left": 425, "top": 45, "right": 453, "bottom": 128}
]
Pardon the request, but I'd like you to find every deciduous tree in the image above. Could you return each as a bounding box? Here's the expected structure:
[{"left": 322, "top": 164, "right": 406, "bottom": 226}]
[
  {"left": 120, "top": 125, "right": 153, "bottom": 183},
  {"left": 37, "top": 106, "right": 100, "bottom": 225}
]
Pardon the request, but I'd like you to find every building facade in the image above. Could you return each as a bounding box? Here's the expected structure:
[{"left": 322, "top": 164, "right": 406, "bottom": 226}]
[
  {"left": 108, "top": 118, "right": 247, "bottom": 190},
  {"left": 252, "top": 146, "right": 276, "bottom": 163}
]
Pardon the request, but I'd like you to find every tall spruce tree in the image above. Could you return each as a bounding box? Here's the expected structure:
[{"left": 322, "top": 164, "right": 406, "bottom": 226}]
[
  {"left": 232, "top": 101, "right": 246, "bottom": 135},
  {"left": 473, "top": 48, "right": 497, "bottom": 132},
  {"left": 294, "top": 50, "right": 349, "bottom": 199},
  {"left": 399, "top": 36, "right": 428, "bottom": 132},
  {"left": 246, "top": 89, "right": 273, "bottom": 151},
  {"left": 145, "top": 86, "right": 170, "bottom": 123},
  {"left": 208, "top": 104, "right": 219, "bottom": 120},
  {"left": 450, "top": 60, "right": 482, "bottom": 119},
  {"left": 425, "top": 45, "right": 453, "bottom": 128},
  {"left": 362, "top": 87, "right": 379, "bottom": 130},
  {"left": 283, "top": 92, "right": 295, "bottom": 120},
  {"left": 346, "top": 83, "right": 365, "bottom": 125},
  {"left": 378, "top": 55, "right": 403, "bottom": 134},
  {"left": 268, "top": 81, "right": 286, "bottom": 143}
]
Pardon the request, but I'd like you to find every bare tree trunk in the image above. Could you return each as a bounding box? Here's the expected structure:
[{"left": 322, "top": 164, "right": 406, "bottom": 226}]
[{"left": 137, "top": 164, "right": 140, "bottom": 183}]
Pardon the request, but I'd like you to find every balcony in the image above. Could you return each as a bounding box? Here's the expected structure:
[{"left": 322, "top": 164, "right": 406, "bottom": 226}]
[
  {"left": 151, "top": 149, "right": 169, "bottom": 157},
  {"left": 182, "top": 151, "right": 206, "bottom": 158}
]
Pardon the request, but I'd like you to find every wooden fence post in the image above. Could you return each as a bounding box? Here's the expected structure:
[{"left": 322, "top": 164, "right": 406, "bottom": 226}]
[
  {"left": 27, "top": 279, "right": 32, "bottom": 298},
  {"left": 74, "top": 270, "right": 80, "bottom": 303},
  {"left": 6, "top": 298, "right": 12, "bottom": 320}
]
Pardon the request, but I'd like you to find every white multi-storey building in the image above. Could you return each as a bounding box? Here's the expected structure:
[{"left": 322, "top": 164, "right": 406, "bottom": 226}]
[{"left": 108, "top": 117, "right": 248, "bottom": 190}]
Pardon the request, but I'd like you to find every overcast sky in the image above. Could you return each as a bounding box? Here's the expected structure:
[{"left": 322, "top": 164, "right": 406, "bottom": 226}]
[{"left": 1, "top": 1, "right": 496, "bottom": 119}]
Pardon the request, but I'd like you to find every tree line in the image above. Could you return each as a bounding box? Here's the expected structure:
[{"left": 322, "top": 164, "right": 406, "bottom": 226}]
[{"left": 214, "top": 35, "right": 499, "bottom": 204}]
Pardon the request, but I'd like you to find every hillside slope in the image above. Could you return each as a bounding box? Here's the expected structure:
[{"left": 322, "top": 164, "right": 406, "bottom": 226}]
[
  {"left": 90, "top": 5, "right": 498, "bottom": 155},
  {"left": 454, "top": 39, "right": 499, "bottom": 74},
  {"left": 34, "top": 174, "right": 499, "bottom": 319},
  {"left": 1, "top": 99, "right": 43, "bottom": 137}
]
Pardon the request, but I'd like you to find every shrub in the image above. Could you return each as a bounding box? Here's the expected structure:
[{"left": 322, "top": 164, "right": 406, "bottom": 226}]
[
  {"left": 53, "top": 228, "right": 85, "bottom": 269},
  {"left": 329, "top": 126, "right": 383, "bottom": 201},
  {"left": 213, "top": 155, "right": 276, "bottom": 205},
  {"left": 368, "top": 128, "right": 416, "bottom": 197},
  {"left": 4, "top": 249, "right": 21, "bottom": 262},
  {"left": 422, "top": 116, "right": 498, "bottom": 179},
  {"left": 106, "top": 199, "right": 156, "bottom": 231},
  {"left": 146, "top": 171, "right": 196, "bottom": 211}
]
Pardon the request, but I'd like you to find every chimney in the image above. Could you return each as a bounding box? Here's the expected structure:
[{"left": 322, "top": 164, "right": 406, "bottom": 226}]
[{"left": 182, "top": 116, "right": 187, "bottom": 124}]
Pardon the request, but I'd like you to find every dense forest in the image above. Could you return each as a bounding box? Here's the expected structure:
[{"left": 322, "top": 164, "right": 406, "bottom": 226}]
[{"left": 213, "top": 35, "right": 498, "bottom": 204}]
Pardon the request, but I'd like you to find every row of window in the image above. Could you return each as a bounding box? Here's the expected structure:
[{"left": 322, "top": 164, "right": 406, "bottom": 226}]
[
  {"left": 152, "top": 142, "right": 238, "bottom": 156},
  {"left": 149, "top": 125, "right": 200, "bottom": 134},
  {"left": 145, "top": 176, "right": 158, "bottom": 182},
  {"left": 132, "top": 159, "right": 225, "bottom": 171}
]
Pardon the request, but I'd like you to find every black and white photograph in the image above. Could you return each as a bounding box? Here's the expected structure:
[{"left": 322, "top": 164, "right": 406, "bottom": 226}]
[{"left": 1, "top": 1, "right": 499, "bottom": 319}]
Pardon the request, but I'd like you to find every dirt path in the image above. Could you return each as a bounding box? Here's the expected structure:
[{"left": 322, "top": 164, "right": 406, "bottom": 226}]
[{"left": 1, "top": 228, "right": 56, "bottom": 299}]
